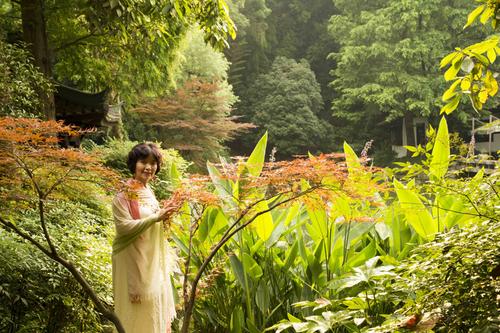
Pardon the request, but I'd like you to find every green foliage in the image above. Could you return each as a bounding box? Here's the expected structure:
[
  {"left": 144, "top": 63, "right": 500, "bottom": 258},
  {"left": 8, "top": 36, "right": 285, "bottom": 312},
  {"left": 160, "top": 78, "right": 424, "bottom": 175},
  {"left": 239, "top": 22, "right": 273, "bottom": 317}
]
[
  {"left": 329, "top": 0, "right": 487, "bottom": 147},
  {"left": 125, "top": 26, "right": 245, "bottom": 167},
  {"left": 440, "top": 0, "right": 500, "bottom": 113},
  {"left": 1, "top": 0, "right": 236, "bottom": 107},
  {"left": 0, "top": 197, "right": 113, "bottom": 332},
  {"left": 226, "top": 0, "right": 338, "bottom": 156},
  {"left": 240, "top": 57, "right": 330, "bottom": 157},
  {"left": 401, "top": 220, "right": 500, "bottom": 332},
  {"left": 0, "top": 40, "right": 52, "bottom": 118},
  {"left": 174, "top": 27, "right": 232, "bottom": 85}
]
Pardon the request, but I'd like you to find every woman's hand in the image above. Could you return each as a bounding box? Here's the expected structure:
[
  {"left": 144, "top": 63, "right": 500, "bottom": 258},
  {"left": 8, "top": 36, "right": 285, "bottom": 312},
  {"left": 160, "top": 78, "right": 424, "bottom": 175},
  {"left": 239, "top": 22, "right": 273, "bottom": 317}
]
[{"left": 157, "top": 196, "right": 183, "bottom": 222}]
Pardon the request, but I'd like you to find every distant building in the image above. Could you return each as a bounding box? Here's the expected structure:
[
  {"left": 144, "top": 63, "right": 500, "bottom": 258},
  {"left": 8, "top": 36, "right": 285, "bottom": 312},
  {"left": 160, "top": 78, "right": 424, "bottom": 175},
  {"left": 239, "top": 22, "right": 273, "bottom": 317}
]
[
  {"left": 54, "top": 84, "right": 122, "bottom": 145},
  {"left": 471, "top": 115, "right": 500, "bottom": 155},
  {"left": 391, "top": 116, "right": 429, "bottom": 158}
]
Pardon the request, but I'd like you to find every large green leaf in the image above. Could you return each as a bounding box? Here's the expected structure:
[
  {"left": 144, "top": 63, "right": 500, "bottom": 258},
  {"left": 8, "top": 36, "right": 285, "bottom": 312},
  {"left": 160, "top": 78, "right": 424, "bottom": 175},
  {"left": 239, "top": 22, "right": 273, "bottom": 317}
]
[
  {"left": 346, "top": 240, "right": 377, "bottom": 268},
  {"left": 305, "top": 202, "right": 328, "bottom": 242},
  {"left": 207, "top": 161, "right": 237, "bottom": 211},
  {"left": 242, "top": 253, "right": 263, "bottom": 280},
  {"left": 229, "top": 254, "right": 246, "bottom": 288},
  {"left": 246, "top": 131, "right": 268, "bottom": 177},
  {"left": 283, "top": 240, "right": 299, "bottom": 270},
  {"left": 197, "top": 207, "right": 219, "bottom": 243},
  {"left": 230, "top": 306, "right": 244, "bottom": 333},
  {"left": 252, "top": 200, "right": 274, "bottom": 241},
  {"left": 394, "top": 179, "right": 437, "bottom": 240},
  {"left": 343, "top": 141, "right": 361, "bottom": 175},
  {"left": 429, "top": 117, "right": 450, "bottom": 180},
  {"left": 255, "top": 280, "right": 270, "bottom": 314}
]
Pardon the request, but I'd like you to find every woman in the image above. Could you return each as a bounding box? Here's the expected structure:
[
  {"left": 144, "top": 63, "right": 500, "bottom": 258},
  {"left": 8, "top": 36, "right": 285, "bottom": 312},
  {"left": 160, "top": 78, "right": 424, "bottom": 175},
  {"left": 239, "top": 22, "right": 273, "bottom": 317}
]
[{"left": 112, "top": 143, "right": 178, "bottom": 333}]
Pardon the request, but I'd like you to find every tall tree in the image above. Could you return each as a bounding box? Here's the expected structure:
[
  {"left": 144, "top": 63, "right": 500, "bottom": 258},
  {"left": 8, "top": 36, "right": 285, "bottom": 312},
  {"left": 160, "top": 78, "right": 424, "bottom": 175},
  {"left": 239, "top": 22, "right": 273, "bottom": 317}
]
[
  {"left": 128, "top": 27, "right": 251, "bottom": 167},
  {"left": 240, "top": 57, "right": 329, "bottom": 157},
  {"left": 225, "top": 0, "right": 338, "bottom": 156},
  {"left": 1, "top": 0, "right": 236, "bottom": 119},
  {"left": 329, "top": 0, "right": 489, "bottom": 150},
  {"left": 134, "top": 79, "right": 253, "bottom": 168}
]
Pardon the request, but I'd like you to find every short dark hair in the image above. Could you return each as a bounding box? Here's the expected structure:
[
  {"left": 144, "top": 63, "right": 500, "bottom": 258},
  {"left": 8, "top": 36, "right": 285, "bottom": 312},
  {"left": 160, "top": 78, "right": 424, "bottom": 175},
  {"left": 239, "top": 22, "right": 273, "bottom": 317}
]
[{"left": 127, "top": 143, "right": 162, "bottom": 175}]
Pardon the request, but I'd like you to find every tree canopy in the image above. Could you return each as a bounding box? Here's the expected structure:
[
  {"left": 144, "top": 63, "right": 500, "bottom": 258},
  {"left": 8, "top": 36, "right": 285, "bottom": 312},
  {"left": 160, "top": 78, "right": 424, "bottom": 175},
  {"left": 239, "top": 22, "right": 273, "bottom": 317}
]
[
  {"left": 329, "top": 0, "right": 489, "bottom": 146},
  {"left": 241, "top": 57, "right": 330, "bottom": 157},
  {"left": 0, "top": 0, "right": 236, "bottom": 118}
]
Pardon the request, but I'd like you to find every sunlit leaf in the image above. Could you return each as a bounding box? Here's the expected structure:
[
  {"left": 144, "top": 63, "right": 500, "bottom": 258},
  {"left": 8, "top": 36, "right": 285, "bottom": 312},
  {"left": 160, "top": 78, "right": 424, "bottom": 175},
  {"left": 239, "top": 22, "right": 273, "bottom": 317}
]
[
  {"left": 464, "top": 4, "right": 485, "bottom": 28},
  {"left": 429, "top": 117, "right": 450, "bottom": 180},
  {"left": 394, "top": 179, "right": 436, "bottom": 240}
]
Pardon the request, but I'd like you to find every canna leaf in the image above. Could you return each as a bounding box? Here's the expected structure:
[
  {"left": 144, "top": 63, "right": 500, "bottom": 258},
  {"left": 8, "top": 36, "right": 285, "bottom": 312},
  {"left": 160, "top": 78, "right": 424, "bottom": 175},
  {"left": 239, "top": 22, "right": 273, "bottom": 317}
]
[
  {"left": 242, "top": 253, "right": 263, "bottom": 280},
  {"left": 429, "top": 117, "right": 450, "bottom": 180},
  {"left": 246, "top": 131, "right": 268, "bottom": 177},
  {"left": 252, "top": 200, "right": 274, "bottom": 241},
  {"left": 394, "top": 179, "right": 437, "bottom": 240}
]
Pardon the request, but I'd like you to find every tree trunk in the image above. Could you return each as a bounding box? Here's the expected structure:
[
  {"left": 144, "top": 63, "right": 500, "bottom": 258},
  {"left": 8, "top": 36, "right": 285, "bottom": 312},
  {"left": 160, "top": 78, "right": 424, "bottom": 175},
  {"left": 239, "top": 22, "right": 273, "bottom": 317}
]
[
  {"left": 404, "top": 112, "right": 415, "bottom": 154},
  {"left": 20, "top": 0, "right": 55, "bottom": 120}
]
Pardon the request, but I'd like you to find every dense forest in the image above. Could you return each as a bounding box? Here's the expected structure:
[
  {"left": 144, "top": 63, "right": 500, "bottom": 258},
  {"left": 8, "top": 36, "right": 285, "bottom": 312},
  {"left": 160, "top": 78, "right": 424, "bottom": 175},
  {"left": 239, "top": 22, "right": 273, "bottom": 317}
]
[{"left": 0, "top": 0, "right": 499, "bottom": 332}]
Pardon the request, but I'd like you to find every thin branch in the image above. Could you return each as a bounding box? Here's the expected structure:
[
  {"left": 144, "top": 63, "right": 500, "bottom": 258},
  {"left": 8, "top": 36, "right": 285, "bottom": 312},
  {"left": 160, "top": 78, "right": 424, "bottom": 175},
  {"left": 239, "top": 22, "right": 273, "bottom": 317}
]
[
  {"left": 38, "top": 198, "right": 57, "bottom": 255},
  {"left": 0, "top": 216, "right": 52, "bottom": 257},
  {"left": 431, "top": 183, "right": 490, "bottom": 219},
  {"left": 180, "top": 186, "right": 320, "bottom": 333},
  {"left": 12, "top": 154, "right": 42, "bottom": 197},
  {"left": 54, "top": 32, "right": 106, "bottom": 52},
  {"left": 485, "top": 178, "right": 500, "bottom": 200},
  {"left": 44, "top": 166, "right": 76, "bottom": 199},
  {"left": 0, "top": 215, "right": 126, "bottom": 333}
]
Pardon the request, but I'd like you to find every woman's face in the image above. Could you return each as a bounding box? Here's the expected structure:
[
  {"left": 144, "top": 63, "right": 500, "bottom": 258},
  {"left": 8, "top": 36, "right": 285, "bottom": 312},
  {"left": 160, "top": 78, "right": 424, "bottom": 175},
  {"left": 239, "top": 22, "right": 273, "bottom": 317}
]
[{"left": 133, "top": 154, "right": 158, "bottom": 185}]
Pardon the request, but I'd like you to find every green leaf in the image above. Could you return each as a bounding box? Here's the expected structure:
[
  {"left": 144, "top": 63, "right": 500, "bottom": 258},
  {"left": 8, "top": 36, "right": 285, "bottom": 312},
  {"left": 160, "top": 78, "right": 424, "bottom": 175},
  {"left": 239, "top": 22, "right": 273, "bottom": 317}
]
[
  {"left": 343, "top": 141, "right": 361, "bottom": 171},
  {"left": 394, "top": 179, "right": 437, "bottom": 240},
  {"left": 197, "top": 207, "right": 218, "bottom": 243},
  {"left": 252, "top": 200, "right": 274, "bottom": 241},
  {"left": 169, "top": 162, "right": 181, "bottom": 188},
  {"left": 440, "top": 95, "right": 460, "bottom": 115},
  {"left": 229, "top": 254, "right": 246, "bottom": 288},
  {"left": 207, "top": 161, "right": 237, "bottom": 211},
  {"left": 440, "top": 51, "right": 459, "bottom": 69},
  {"left": 346, "top": 240, "right": 377, "bottom": 268},
  {"left": 487, "top": 48, "right": 497, "bottom": 63},
  {"left": 230, "top": 306, "right": 244, "bottom": 333},
  {"left": 255, "top": 281, "right": 270, "bottom": 314},
  {"left": 480, "top": 5, "right": 494, "bottom": 24},
  {"left": 444, "top": 60, "right": 462, "bottom": 81},
  {"left": 246, "top": 132, "right": 268, "bottom": 177},
  {"left": 242, "top": 253, "right": 263, "bottom": 280},
  {"left": 283, "top": 240, "right": 299, "bottom": 270},
  {"left": 429, "top": 117, "right": 450, "bottom": 180},
  {"left": 306, "top": 200, "right": 328, "bottom": 242},
  {"left": 209, "top": 209, "right": 228, "bottom": 238},
  {"left": 284, "top": 203, "right": 301, "bottom": 226},
  {"left": 442, "top": 79, "right": 461, "bottom": 101},
  {"left": 464, "top": 4, "right": 485, "bottom": 28},
  {"left": 404, "top": 145, "right": 417, "bottom": 152}
]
